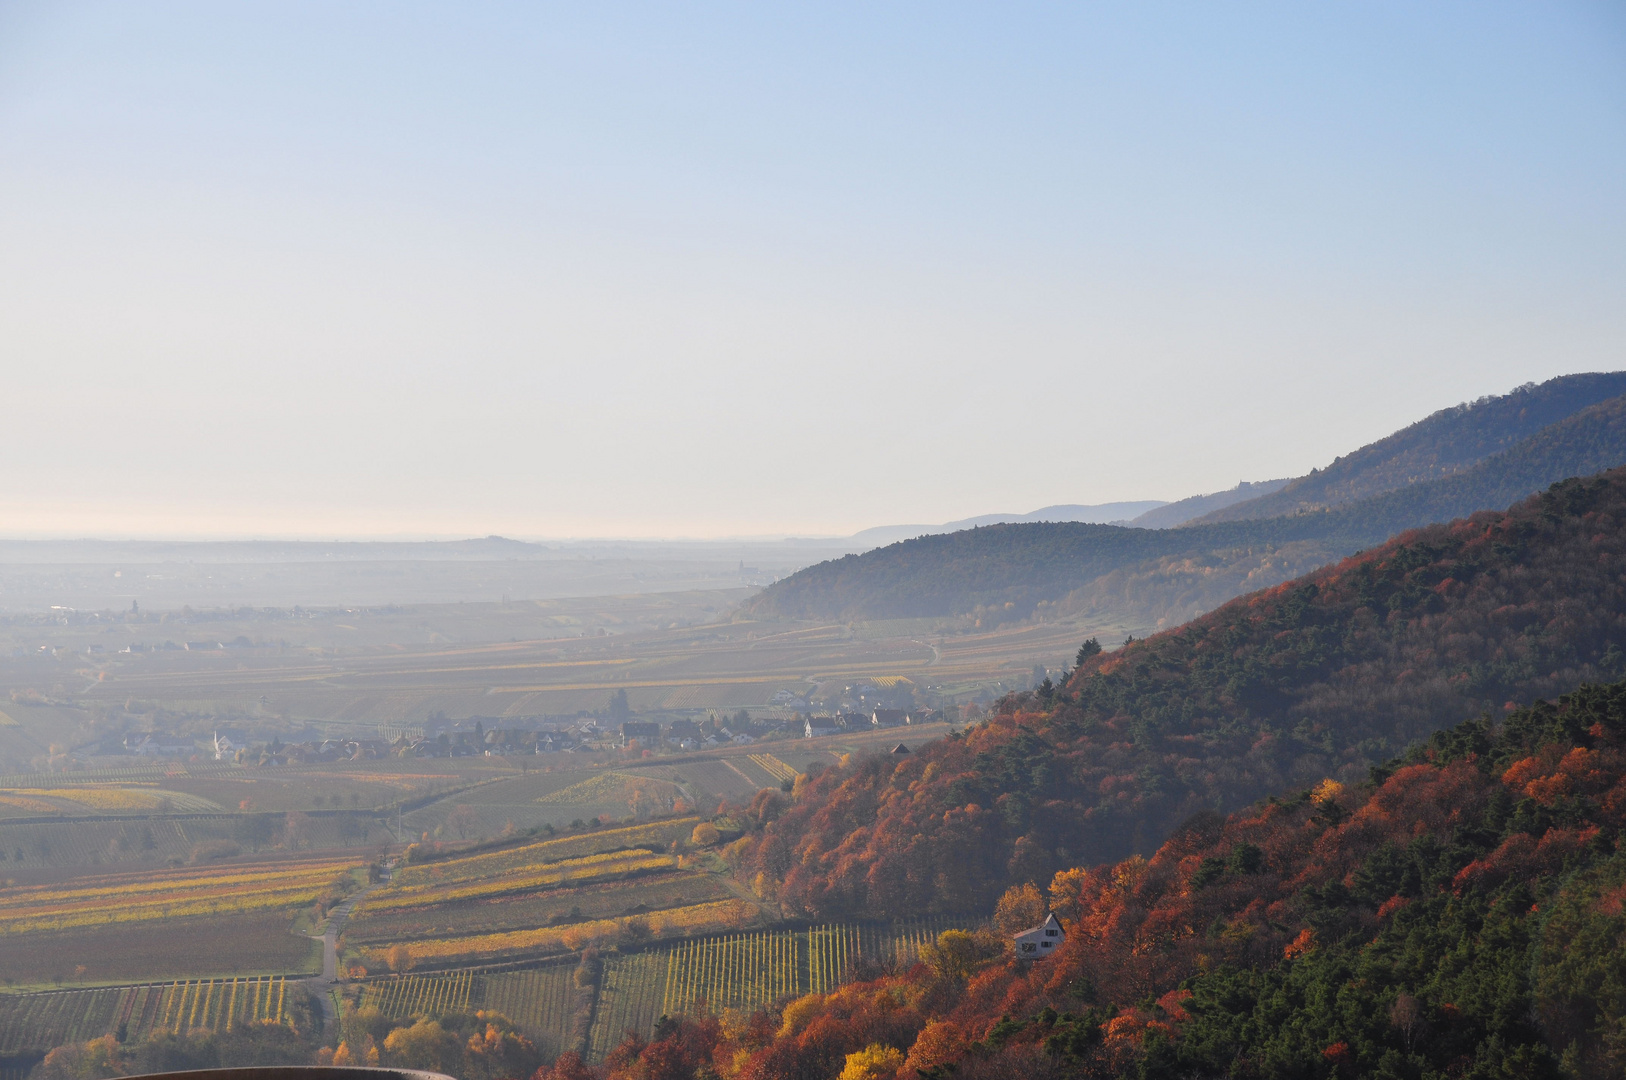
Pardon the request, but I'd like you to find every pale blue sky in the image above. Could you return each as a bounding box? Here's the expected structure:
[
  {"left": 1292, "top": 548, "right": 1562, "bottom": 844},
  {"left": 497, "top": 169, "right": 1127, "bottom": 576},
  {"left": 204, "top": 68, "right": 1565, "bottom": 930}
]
[{"left": 1, "top": 3, "right": 1623, "bottom": 537}]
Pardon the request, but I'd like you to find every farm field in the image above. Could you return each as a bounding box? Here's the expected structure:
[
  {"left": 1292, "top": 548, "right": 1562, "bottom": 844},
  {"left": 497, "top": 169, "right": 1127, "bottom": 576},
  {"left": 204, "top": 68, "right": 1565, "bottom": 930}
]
[
  {"left": 0, "top": 813, "right": 386, "bottom": 876},
  {"left": 348, "top": 919, "right": 971, "bottom": 1063},
  {"left": 0, "top": 855, "right": 362, "bottom": 936},
  {"left": 360, "top": 899, "right": 755, "bottom": 970},
  {"left": 0, "top": 855, "right": 359, "bottom": 985},
  {"left": 393, "top": 818, "right": 701, "bottom": 885},
  {"left": 344, "top": 817, "right": 712, "bottom": 962},
  {"left": 0, "top": 761, "right": 488, "bottom": 818},
  {"left": 16, "top": 594, "right": 1107, "bottom": 730},
  {"left": 403, "top": 769, "right": 688, "bottom": 839},
  {"left": 344, "top": 871, "right": 734, "bottom": 950},
  {"left": 0, "top": 913, "right": 321, "bottom": 988}
]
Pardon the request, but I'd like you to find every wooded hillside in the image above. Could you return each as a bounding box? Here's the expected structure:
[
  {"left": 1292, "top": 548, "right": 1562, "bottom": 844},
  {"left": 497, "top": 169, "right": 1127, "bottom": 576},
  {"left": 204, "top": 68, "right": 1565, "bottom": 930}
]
[
  {"left": 606, "top": 679, "right": 1626, "bottom": 1080},
  {"left": 740, "top": 469, "right": 1626, "bottom": 918}
]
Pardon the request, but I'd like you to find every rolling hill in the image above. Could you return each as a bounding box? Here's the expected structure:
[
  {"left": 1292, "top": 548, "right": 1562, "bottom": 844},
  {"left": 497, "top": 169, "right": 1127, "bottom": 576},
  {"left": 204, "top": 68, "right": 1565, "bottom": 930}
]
[
  {"left": 1126, "top": 477, "right": 1292, "bottom": 528},
  {"left": 746, "top": 385, "right": 1626, "bottom": 623}
]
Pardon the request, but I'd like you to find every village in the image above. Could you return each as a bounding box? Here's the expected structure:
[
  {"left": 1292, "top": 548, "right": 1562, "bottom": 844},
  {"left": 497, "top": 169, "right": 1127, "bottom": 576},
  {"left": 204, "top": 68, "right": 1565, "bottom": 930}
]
[{"left": 113, "top": 703, "right": 939, "bottom": 769}]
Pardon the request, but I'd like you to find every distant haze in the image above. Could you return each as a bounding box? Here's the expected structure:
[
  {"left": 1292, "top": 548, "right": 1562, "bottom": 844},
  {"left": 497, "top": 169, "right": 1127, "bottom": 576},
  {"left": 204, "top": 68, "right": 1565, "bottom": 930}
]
[{"left": 1, "top": 4, "right": 1622, "bottom": 538}]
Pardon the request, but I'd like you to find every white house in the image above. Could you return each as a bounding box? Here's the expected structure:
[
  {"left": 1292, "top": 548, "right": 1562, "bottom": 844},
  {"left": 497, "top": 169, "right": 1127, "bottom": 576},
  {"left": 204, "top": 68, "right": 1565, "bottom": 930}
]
[
  {"left": 1013, "top": 913, "right": 1065, "bottom": 959},
  {"left": 804, "top": 717, "right": 839, "bottom": 738},
  {"left": 212, "top": 731, "right": 237, "bottom": 761}
]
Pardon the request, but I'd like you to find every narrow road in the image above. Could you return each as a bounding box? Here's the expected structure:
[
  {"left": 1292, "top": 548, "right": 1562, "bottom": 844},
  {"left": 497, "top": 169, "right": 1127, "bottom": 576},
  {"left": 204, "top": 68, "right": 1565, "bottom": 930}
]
[{"left": 299, "top": 874, "right": 387, "bottom": 1029}]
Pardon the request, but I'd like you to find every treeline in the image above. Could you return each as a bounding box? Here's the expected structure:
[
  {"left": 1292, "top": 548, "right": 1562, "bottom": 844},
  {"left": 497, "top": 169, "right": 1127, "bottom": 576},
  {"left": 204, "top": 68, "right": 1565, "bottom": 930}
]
[
  {"left": 737, "top": 470, "right": 1626, "bottom": 918},
  {"left": 746, "top": 386, "right": 1626, "bottom": 622}
]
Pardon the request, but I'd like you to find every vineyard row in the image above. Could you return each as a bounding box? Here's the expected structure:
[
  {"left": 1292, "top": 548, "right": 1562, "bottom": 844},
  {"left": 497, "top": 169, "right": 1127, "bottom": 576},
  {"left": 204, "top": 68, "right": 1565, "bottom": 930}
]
[
  {"left": 354, "top": 917, "right": 965, "bottom": 1063},
  {"left": 0, "top": 976, "right": 290, "bottom": 1056}
]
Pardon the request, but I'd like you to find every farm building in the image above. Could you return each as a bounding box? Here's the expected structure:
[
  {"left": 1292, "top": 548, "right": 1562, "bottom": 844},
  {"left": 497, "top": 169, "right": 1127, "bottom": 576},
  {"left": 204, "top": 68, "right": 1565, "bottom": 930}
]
[
  {"left": 871, "top": 709, "right": 910, "bottom": 728},
  {"left": 1014, "top": 913, "right": 1065, "bottom": 959}
]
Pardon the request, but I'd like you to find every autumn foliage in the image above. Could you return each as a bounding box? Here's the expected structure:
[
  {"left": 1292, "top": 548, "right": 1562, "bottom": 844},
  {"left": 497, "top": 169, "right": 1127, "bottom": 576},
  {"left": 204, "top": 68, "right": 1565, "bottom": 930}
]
[
  {"left": 740, "top": 471, "right": 1626, "bottom": 919},
  {"left": 587, "top": 677, "right": 1626, "bottom": 1080}
]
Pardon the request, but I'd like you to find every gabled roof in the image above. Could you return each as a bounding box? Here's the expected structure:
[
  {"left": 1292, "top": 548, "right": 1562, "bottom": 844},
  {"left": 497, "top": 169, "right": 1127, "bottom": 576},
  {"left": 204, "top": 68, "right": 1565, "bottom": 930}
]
[{"left": 1016, "top": 912, "right": 1065, "bottom": 937}]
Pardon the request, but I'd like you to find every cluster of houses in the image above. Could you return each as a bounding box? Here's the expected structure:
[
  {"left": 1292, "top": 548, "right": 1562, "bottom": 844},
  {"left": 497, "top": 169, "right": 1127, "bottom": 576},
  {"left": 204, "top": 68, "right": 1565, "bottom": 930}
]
[
  {"left": 120, "top": 705, "right": 934, "bottom": 765},
  {"left": 120, "top": 724, "right": 592, "bottom": 763},
  {"left": 121, "top": 731, "right": 394, "bottom": 764},
  {"left": 616, "top": 718, "right": 782, "bottom": 750},
  {"left": 802, "top": 708, "right": 922, "bottom": 738},
  {"left": 614, "top": 708, "right": 936, "bottom": 750}
]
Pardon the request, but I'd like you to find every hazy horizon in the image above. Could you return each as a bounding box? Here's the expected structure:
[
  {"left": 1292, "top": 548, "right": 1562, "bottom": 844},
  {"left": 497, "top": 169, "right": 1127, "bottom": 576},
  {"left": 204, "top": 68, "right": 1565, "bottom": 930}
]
[{"left": 4, "top": 3, "right": 1623, "bottom": 538}]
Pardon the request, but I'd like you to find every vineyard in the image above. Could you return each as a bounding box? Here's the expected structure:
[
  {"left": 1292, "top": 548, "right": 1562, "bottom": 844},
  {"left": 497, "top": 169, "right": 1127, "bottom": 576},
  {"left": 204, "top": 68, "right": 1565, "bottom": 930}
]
[
  {"left": 346, "top": 817, "right": 713, "bottom": 963},
  {"left": 343, "top": 870, "right": 736, "bottom": 949},
  {"left": 0, "top": 856, "right": 364, "bottom": 936},
  {"left": 355, "top": 970, "right": 475, "bottom": 1018},
  {"left": 349, "top": 918, "right": 969, "bottom": 1062},
  {"left": 363, "top": 899, "right": 754, "bottom": 968},
  {"left": 355, "top": 849, "right": 677, "bottom": 915},
  {"left": 356, "top": 963, "right": 578, "bottom": 1058},
  {"left": 0, "top": 976, "right": 292, "bottom": 1055},
  {"left": 745, "top": 755, "right": 799, "bottom": 784},
  {"left": 0, "top": 787, "right": 224, "bottom": 815},
  {"left": 402, "top": 777, "right": 697, "bottom": 845}
]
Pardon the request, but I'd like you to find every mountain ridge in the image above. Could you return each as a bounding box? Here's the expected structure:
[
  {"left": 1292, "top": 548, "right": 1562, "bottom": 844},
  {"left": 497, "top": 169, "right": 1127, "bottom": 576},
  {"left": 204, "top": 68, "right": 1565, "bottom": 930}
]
[
  {"left": 1190, "top": 370, "right": 1626, "bottom": 524},
  {"left": 746, "top": 387, "right": 1626, "bottom": 622}
]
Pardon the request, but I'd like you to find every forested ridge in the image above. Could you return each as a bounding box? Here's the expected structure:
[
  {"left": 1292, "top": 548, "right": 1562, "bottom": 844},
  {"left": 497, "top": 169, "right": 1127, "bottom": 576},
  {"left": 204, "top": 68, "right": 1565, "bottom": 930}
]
[
  {"left": 747, "top": 388, "right": 1626, "bottom": 621},
  {"left": 1194, "top": 370, "right": 1626, "bottom": 524},
  {"left": 595, "top": 679, "right": 1626, "bottom": 1080},
  {"left": 739, "top": 469, "right": 1626, "bottom": 919}
]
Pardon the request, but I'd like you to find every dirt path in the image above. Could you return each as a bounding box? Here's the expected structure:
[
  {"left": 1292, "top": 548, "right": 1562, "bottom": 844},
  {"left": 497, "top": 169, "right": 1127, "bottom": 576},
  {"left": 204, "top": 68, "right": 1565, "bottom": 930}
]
[{"left": 299, "top": 875, "right": 386, "bottom": 1028}]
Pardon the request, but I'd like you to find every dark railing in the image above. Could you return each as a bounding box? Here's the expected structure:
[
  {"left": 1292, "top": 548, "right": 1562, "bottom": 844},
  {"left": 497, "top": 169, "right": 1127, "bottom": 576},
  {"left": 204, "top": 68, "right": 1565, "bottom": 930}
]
[{"left": 120, "top": 1069, "right": 456, "bottom": 1080}]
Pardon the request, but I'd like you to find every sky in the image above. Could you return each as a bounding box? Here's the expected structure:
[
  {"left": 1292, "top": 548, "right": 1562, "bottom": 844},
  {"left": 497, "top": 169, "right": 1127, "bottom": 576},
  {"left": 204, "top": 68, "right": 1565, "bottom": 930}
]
[{"left": 1, "top": 2, "right": 1623, "bottom": 539}]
